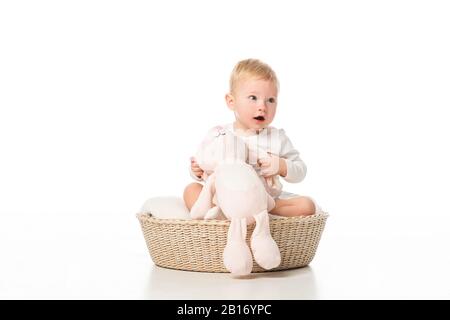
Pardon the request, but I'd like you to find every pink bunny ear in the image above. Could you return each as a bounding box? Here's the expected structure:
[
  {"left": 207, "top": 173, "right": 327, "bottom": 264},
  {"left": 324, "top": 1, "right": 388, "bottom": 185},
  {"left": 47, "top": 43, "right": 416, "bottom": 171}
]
[
  {"left": 247, "top": 145, "right": 261, "bottom": 166},
  {"left": 248, "top": 144, "right": 268, "bottom": 165}
]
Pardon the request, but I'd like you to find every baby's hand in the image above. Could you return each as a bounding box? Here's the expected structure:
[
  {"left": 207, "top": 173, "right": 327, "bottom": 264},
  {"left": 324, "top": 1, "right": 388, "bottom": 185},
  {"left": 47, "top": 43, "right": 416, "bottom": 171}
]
[
  {"left": 190, "top": 157, "right": 204, "bottom": 179},
  {"left": 258, "top": 153, "right": 287, "bottom": 177}
]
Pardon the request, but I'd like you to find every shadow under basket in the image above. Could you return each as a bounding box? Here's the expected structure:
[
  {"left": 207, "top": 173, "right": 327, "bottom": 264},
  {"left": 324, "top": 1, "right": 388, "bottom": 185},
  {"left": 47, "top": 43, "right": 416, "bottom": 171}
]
[{"left": 137, "top": 212, "right": 328, "bottom": 273}]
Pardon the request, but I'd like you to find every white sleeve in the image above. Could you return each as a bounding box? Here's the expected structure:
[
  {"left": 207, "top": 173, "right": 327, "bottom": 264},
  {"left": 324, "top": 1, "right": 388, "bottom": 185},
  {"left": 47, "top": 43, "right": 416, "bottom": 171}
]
[{"left": 279, "top": 129, "right": 307, "bottom": 183}]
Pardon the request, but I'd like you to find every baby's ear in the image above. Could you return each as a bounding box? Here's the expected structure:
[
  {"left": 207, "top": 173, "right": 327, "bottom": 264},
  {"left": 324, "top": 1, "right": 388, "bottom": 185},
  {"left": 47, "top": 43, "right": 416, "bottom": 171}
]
[{"left": 225, "top": 93, "right": 235, "bottom": 110}]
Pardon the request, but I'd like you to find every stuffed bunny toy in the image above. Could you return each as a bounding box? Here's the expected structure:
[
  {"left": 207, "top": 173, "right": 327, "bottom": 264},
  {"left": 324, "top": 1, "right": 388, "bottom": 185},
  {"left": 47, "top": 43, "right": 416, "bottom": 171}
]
[{"left": 190, "top": 126, "right": 281, "bottom": 276}]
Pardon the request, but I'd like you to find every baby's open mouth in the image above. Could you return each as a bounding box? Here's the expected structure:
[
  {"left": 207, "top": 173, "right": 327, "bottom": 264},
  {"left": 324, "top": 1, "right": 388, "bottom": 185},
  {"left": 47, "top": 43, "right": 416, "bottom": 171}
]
[{"left": 253, "top": 116, "right": 265, "bottom": 121}]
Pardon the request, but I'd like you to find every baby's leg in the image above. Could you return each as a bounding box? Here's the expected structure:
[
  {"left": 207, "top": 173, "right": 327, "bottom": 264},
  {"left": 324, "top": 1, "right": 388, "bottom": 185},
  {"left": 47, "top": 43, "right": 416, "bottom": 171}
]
[
  {"left": 183, "top": 182, "right": 203, "bottom": 210},
  {"left": 270, "top": 196, "right": 316, "bottom": 217}
]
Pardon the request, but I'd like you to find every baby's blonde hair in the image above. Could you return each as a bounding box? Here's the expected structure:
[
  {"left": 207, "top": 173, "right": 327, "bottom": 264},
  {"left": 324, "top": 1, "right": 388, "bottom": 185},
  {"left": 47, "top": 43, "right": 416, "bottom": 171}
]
[{"left": 229, "top": 59, "right": 279, "bottom": 94}]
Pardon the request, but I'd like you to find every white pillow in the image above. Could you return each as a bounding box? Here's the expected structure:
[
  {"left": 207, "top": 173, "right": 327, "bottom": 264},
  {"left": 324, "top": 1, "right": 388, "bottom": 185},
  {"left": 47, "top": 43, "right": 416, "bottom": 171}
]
[{"left": 140, "top": 196, "right": 191, "bottom": 220}]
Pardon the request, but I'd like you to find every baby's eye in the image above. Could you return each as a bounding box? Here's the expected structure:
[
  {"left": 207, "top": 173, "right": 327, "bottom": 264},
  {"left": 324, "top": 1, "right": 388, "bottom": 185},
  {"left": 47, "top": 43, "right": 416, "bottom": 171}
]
[
  {"left": 248, "top": 95, "right": 257, "bottom": 101},
  {"left": 267, "top": 97, "right": 277, "bottom": 104}
]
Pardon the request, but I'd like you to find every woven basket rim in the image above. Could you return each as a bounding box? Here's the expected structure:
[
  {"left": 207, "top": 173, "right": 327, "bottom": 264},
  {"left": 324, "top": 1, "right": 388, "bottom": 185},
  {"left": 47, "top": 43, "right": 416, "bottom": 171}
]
[{"left": 136, "top": 211, "right": 329, "bottom": 226}]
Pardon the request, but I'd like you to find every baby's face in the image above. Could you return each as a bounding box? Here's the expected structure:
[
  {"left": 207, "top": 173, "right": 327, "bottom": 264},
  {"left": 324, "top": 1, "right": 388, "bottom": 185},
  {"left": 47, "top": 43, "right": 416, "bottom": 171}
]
[{"left": 226, "top": 78, "right": 278, "bottom": 132}]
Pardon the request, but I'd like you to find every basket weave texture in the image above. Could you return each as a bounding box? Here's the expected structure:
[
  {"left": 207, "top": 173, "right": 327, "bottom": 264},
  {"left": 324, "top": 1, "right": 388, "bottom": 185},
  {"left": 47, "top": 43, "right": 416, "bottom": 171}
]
[{"left": 137, "top": 212, "right": 328, "bottom": 273}]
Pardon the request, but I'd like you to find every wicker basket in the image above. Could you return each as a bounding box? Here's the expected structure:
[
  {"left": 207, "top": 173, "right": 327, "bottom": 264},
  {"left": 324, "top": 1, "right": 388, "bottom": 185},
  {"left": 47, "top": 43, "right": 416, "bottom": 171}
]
[{"left": 137, "top": 212, "right": 328, "bottom": 273}]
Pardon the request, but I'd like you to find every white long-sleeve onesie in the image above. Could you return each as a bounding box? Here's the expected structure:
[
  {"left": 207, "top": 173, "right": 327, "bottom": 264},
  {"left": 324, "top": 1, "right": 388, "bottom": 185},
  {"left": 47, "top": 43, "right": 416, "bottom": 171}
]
[{"left": 190, "top": 124, "right": 307, "bottom": 199}]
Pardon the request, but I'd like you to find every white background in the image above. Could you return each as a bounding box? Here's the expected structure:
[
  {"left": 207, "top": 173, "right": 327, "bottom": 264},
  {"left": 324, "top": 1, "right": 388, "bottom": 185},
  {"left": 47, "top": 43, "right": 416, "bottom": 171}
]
[{"left": 1, "top": 0, "right": 449, "bottom": 299}]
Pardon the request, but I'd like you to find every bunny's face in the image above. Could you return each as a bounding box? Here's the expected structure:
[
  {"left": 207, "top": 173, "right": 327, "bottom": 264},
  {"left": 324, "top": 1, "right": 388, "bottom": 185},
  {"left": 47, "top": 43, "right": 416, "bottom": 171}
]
[{"left": 196, "top": 127, "right": 247, "bottom": 174}]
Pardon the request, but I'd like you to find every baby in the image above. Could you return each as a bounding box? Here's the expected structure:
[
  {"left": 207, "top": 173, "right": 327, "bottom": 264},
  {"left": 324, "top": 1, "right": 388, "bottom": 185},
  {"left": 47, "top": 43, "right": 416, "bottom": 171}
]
[{"left": 184, "top": 58, "right": 315, "bottom": 217}]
